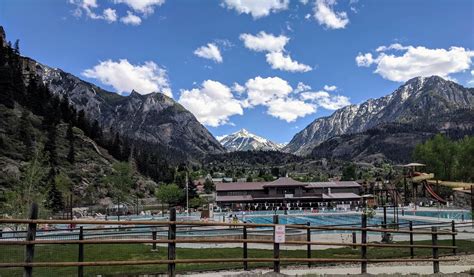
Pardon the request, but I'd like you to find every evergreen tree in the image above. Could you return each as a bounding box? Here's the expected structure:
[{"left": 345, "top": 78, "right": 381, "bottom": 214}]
[
  {"left": 203, "top": 179, "right": 214, "bottom": 194},
  {"left": 66, "top": 123, "right": 75, "bottom": 164},
  {"left": 18, "top": 110, "right": 35, "bottom": 160},
  {"left": 45, "top": 180, "right": 64, "bottom": 213},
  {"left": 341, "top": 163, "right": 357, "bottom": 181}
]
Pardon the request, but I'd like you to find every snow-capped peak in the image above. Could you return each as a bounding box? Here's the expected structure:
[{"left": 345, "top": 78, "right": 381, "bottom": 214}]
[{"left": 218, "top": 129, "right": 283, "bottom": 152}]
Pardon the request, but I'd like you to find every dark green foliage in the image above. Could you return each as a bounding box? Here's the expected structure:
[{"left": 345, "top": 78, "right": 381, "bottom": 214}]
[
  {"left": 203, "top": 179, "right": 214, "bottom": 194},
  {"left": 341, "top": 163, "right": 357, "bottom": 181},
  {"left": 66, "top": 123, "right": 75, "bottom": 164},
  {"left": 413, "top": 134, "right": 474, "bottom": 181},
  {"left": 45, "top": 180, "right": 64, "bottom": 213}
]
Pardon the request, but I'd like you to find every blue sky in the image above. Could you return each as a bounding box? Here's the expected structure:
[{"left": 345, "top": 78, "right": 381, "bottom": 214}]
[{"left": 1, "top": 0, "right": 473, "bottom": 143}]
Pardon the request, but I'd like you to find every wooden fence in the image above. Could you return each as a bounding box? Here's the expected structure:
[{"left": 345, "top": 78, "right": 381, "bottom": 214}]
[{"left": 0, "top": 204, "right": 465, "bottom": 277}]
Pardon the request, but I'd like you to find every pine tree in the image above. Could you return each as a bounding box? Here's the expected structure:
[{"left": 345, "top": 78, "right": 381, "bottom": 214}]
[
  {"left": 45, "top": 180, "right": 64, "bottom": 213},
  {"left": 66, "top": 123, "right": 75, "bottom": 164},
  {"left": 19, "top": 110, "right": 35, "bottom": 160}
]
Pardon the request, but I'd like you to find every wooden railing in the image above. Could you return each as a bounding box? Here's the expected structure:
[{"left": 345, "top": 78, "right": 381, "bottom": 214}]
[{"left": 0, "top": 203, "right": 466, "bottom": 277}]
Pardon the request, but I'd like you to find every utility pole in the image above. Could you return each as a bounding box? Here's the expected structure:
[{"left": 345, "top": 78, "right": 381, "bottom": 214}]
[{"left": 186, "top": 172, "right": 189, "bottom": 216}]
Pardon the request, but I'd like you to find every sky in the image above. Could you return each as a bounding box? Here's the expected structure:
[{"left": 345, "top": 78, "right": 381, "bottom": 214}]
[{"left": 1, "top": 0, "right": 473, "bottom": 143}]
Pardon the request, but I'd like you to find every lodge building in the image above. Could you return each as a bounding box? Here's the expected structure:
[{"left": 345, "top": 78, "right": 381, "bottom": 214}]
[{"left": 216, "top": 177, "right": 363, "bottom": 210}]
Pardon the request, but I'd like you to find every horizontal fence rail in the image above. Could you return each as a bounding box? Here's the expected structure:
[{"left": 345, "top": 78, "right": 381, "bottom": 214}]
[{"left": 0, "top": 205, "right": 467, "bottom": 277}]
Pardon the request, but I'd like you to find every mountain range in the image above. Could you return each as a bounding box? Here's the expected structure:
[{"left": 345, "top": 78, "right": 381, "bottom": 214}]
[
  {"left": 19, "top": 56, "right": 224, "bottom": 161},
  {"left": 284, "top": 76, "right": 474, "bottom": 157},
  {"left": 218, "top": 129, "right": 284, "bottom": 152}
]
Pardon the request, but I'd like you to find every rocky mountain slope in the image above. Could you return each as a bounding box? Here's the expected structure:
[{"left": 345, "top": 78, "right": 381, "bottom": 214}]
[
  {"left": 219, "top": 129, "right": 283, "bottom": 151},
  {"left": 311, "top": 109, "right": 474, "bottom": 163},
  {"left": 284, "top": 76, "right": 474, "bottom": 155},
  {"left": 19, "top": 56, "right": 224, "bottom": 160}
]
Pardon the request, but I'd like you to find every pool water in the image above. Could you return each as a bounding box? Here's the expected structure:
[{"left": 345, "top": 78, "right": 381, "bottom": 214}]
[
  {"left": 398, "top": 210, "right": 472, "bottom": 220},
  {"left": 244, "top": 214, "right": 426, "bottom": 228}
]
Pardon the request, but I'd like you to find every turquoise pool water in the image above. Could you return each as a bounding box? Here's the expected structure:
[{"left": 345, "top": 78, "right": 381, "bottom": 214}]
[
  {"left": 243, "top": 214, "right": 427, "bottom": 227},
  {"left": 398, "top": 210, "right": 471, "bottom": 220}
]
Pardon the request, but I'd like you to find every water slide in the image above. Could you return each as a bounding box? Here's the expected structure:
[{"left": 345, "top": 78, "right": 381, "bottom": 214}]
[{"left": 423, "top": 181, "right": 447, "bottom": 204}]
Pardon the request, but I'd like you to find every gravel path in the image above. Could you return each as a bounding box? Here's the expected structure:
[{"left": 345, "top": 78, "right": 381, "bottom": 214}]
[{"left": 180, "top": 254, "right": 474, "bottom": 276}]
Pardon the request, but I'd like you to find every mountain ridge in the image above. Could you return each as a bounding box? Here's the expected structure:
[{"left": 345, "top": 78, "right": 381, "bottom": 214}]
[
  {"left": 18, "top": 55, "right": 225, "bottom": 161},
  {"left": 219, "top": 129, "right": 284, "bottom": 152},
  {"left": 284, "top": 76, "right": 474, "bottom": 156}
]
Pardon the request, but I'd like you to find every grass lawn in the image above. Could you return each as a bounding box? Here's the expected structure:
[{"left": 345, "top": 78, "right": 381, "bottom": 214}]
[{"left": 0, "top": 239, "right": 471, "bottom": 277}]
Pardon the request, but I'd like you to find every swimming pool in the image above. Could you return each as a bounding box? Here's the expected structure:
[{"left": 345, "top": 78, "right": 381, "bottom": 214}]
[
  {"left": 398, "top": 210, "right": 472, "bottom": 220},
  {"left": 243, "top": 213, "right": 427, "bottom": 228}
]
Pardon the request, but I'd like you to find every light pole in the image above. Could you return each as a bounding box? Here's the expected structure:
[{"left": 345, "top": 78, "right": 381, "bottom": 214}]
[{"left": 186, "top": 172, "right": 189, "bottom": 216}]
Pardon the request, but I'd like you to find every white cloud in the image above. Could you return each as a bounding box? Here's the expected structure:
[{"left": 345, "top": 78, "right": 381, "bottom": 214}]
[
  {"left": 240, "top": 31, "right": 312, "bottom": 73},
  {"left": 194, "top": 43, "right": 223, "bottom": 63},
  {"left": 120, "top": 11, "right": 142, "bottom": 25},
  {"left": 103, "top": 8, "right": 117, "bottom": 22},
  {"left": 295, "top": 82, "right": 311, "bottom": 93},
  {"left": 265, "top": 52, "right": 312, "bottom": 72},
  {"left": 355, "top": 52, "right": 374, "bottom": 67},
  {"left": 178, "top": 80, "right": 243, "bottom": 127},
  {"left": 245, "top": 76, "right": 293, "bottom": 106},
  {"left": 240, "top": 32, "right": 289, "bottom": 53},
  {"left": 300, "top": 90, "right": 350, "bottom": 110},
  {"left": 70, "top": 0, "right": 117, "bottom": 23},
  {"left": 323, "top": 84, "right": 337, "bottom": 91},
  {"left": 222, "top": 0, "right": 289, "bottom": 19},
  {"left": 232, "top": 82, "right": 246, "bottom": 93},
  {"left": 113, "top": 0, "right": 165, "bottom": 15},
  {"left": 313, "top": 0, "right": 349, "bottom": 29},
  {"left": 356, "top": 44, "right": 474, "bottom": 82},
  {"left": 267, "top": 98, "right": 316, "bottom": 122},
  {"left": 82, "top": 59, "right": 172, "bottom": 97}
]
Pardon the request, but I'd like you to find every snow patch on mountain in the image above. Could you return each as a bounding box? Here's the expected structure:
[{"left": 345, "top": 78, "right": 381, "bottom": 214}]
[{"left": 218, "top": 129, "right": 283, "bottom": 152}]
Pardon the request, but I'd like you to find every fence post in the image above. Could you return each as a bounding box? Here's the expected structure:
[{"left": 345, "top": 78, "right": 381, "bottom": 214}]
[
  {"left": 243, "top": 222, "right": 248, "bottom": 271},
  {"left": 273, "top": 215, "right": 280, "bottom": 273},
  {"left": 360, "top": 213, "right": 367, "bottom": 274},
  {"left": 409, "top": 221, "right": 414, "bottom": 258},
  {"left": 78, "top": 226, "right": 84, "bottom": 277},
  {"left": 383, "top": 206, "right": 387, "bottom": 229},
  {"left": 307, "top": 222, "right": 311, "bottom": 268},
  {"left": 168, "top": 208, "right": 176, "bottom": 277},
  {"left": 152, "top": 230, "right": 157, "bottom": 251},
  {"left": 451, "top": 220, "right": 456, "bottom": 256},
  {"left": 24, "top": 203, "right": 38, "bottom": 277},
  {"left": 352, "top": 232, "right": 357, "bottom": 249},
  {"left": 432, "top": 226, "right": 439, "bottom": 273}
]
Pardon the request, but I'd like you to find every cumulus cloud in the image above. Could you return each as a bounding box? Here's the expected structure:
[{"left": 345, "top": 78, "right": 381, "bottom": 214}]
[
  {"left": 232, "top": 82, "right": 246, "bottom": 93},
  {"left": 245, "top": 76, "right": 293, "bottom": 106},
  {"left": 240, "top": 31, "right": 312, "bottom": 72},
  {"left": 266, "top": 98, "right": 316, "bottom": 122},
  {"left": 313, "top": 0, "right": 349, "bottom": 29},
  {"left": 301, "top": 91, "right": 350, "bottom": 110},
  {"left": 178, "top": 80, "right": 243, "bottom": 127},
  {"left": 70, "top": 0, "right": 165, "bottom": 25},
  {"left": 120, "top": 11, "right": 142, "bottom": 25},
  {"left": 265, "top": 52, "right": 312, "bottom": 72},
  {"left": 323, "top": 84, "right": 337, "bottom": 91},
  {"left": 113, "top": 0, "right": 165, "bottom": 15},
  {"left": 295, "top": 82, "right": 311, "bottom": 93},
  {"left": 356, "top": 44, "right": 474, "bottom": 82},
  {"left": 194, "top": 43, "right": 223, "bottom": 63},
  {"left": 240, "top": 31, "right": 289, "bottom": 53},
  {"left": 222, "top": 0, "right": 289, "bottom": 19},
  {"left": 70, "top": 0, "right": 117, "bottom": 23},
  {"left": 82, "top": 59, "right": 172, "bottom": 97}
]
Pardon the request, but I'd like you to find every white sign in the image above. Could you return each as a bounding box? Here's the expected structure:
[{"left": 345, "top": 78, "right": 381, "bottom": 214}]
[{"left": 274, "top": 225, "right": 286, "bottom": 243}]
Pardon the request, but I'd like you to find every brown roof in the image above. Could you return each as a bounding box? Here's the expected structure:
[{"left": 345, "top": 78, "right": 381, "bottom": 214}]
[
  {"left": 216, "top": 195, "right": 254, "bottom": 202},
  {"left": 306, "top": 181, "right": 361, "bottom": 188},
  {"left": 216, "top": 182, "right": 266, "bottom": 191},
  {"left": 322, "top": 192, "right": 361, "bottom": 199},
  {"left": 263, "top": 177, "right": 306, "bottom": 187}
]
